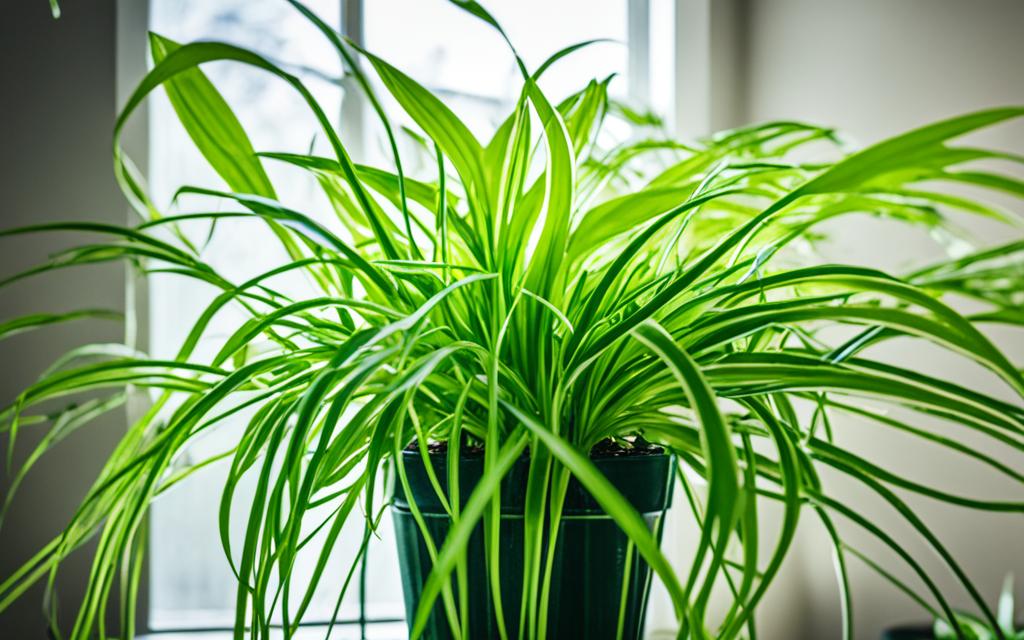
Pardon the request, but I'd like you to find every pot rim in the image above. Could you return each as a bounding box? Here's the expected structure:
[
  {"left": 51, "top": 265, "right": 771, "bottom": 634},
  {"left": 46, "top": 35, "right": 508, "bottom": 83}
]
[{"left": 393, "top": 448, "right": 675, "bottom": 516}]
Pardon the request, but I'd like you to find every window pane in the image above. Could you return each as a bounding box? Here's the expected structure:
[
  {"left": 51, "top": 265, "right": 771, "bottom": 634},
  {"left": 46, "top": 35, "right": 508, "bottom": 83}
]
[
  {"left": 147, "top": 0, "right": 404, "bottom": 631},
  {"left": 363, "top": 0, "right": 630, "bottom": 135},
  {"left": 147, "top": 0, "right": 641, "bottom": 633}
]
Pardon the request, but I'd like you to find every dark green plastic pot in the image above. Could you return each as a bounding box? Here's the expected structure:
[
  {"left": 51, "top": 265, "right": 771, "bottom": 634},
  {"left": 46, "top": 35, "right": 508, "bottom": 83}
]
[
  {"left": 881, "top": 627, "right": 934, "bottom": 640},
  {"left": 881, "top": 623, "right": 1022, "bottom": 639},
  {"left": 392, "top": 449, "right": 673, "bottom": 639}
]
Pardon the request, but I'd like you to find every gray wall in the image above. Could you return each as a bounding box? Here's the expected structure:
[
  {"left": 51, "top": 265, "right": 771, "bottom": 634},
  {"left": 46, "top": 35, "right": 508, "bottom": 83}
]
[
  {"left": 0, "top": 0, "right": 125, "bottom": 636},
  {"left": 740, "top": 1, "right": 1024, "bottom": 638}
]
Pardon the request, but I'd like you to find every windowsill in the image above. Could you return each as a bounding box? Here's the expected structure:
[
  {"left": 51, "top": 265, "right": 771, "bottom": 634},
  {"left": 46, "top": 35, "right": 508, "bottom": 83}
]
[{"left": 140, "top": 622, "right": 407, "bottom": 639}]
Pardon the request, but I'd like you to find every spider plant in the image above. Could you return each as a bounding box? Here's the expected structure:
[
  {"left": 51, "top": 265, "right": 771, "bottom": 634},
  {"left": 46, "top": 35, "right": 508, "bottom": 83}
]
[
  {"left": 3, "top": 1, "right": 1024, "bottom": 638},
  {"left": 930, "top": 576, "right": 1022, "bottom": 640},
  {"left": 882, "top": 576, "right": 1023, "bottom": 640}
]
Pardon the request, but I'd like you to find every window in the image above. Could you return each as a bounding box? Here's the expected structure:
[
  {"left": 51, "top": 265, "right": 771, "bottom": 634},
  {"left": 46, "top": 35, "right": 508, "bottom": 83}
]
[
  {"left": 144, "top": 0, "right": 672, "bottom": 633},
  {"left": 363, "top": 0, "right": 629, "bottom": 136}
]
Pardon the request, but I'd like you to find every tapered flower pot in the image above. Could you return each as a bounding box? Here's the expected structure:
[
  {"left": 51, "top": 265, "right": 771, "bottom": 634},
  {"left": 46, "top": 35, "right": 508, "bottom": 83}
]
[{"left": 392, "top": 448, "right": 673, "bottom": 639}]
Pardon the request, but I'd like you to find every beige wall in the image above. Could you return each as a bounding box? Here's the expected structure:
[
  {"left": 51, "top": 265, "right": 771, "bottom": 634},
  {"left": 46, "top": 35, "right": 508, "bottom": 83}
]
[{"left": 737, "top": 1, "right": 1023, "bottom": 638}]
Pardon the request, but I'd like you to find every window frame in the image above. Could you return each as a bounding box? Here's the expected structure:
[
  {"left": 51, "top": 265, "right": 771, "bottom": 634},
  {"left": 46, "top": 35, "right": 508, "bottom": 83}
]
[{"left": 116, "top": 0, "right": 701, "bottom": 634}]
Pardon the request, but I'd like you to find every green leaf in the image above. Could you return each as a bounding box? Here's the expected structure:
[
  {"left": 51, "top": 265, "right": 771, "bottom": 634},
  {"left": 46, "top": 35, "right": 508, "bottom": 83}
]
[
  {"left": 522, "top": 77, "right": 576, "bottom": 303},
  {"left": 149, "top": 34, "right": 277, "bottom": 200},
  {"left": 631, "top": 321, "right": 739, "bottom": 631},
  {"left": 118, "top": 38, "right": 403, "bottom": 260},
  {"left": 568, "top": 187, "right": 695, "bottom": 263},
  {"left": 354, "top": 45, "right": 489, "bottom": 214},
  {"left": 796, "top": 107, "right": 1024, "bottom": 196},
  {"left": 0, "top": 309, "right": 122, "bottom": 342}
]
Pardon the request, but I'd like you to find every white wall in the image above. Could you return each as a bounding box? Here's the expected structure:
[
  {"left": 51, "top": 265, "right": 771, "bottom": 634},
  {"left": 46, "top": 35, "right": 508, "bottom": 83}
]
[{"left": 739, "top": 1, "right": 1024, "bottom": 638}]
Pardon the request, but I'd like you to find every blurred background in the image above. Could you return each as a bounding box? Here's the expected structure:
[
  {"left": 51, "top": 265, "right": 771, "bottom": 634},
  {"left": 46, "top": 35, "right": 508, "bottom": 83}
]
[{"left": 1, "top": 1, "right": 1021, "bottom": 638}]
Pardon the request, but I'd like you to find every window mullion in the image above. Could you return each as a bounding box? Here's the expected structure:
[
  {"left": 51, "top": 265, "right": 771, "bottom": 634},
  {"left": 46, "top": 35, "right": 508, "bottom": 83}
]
[
  {"left": 627, "top": 0, "right": 652, "bottom": 107},
  {"left": 341, "top": 0, "right": 367, "bottom": 161}
]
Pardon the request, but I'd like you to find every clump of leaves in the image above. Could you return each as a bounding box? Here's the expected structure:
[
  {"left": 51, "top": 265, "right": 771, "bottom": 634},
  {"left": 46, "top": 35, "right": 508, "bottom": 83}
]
[
  {"left": 2, "top": 1, "right": 1023, "bottom": 639},
  {"left": 934, "top": 576, "right": 1022, "bottom": 640}
]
